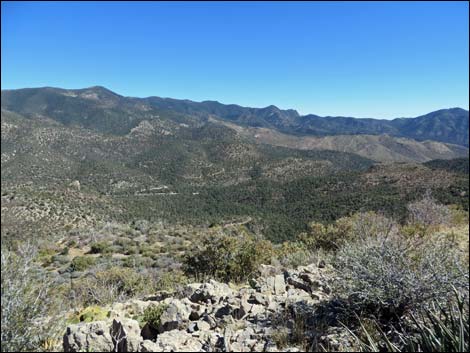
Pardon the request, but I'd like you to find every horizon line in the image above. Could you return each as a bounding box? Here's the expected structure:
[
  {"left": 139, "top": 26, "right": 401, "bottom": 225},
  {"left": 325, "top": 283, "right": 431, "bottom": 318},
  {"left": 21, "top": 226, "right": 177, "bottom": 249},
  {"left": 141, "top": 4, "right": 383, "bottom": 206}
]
[{"left": 1, "top": 84, "right": 468, "bottom": 121}]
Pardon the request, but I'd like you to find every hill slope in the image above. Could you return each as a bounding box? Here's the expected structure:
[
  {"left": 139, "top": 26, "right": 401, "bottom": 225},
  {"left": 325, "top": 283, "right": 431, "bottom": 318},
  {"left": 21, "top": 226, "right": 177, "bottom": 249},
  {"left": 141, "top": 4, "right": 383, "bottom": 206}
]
[
  {"left": 1, "top": 86, "right": 468, "bottom": 162},
  {"left": 214, "top": 118, "right": 468, "bottom": 163}
]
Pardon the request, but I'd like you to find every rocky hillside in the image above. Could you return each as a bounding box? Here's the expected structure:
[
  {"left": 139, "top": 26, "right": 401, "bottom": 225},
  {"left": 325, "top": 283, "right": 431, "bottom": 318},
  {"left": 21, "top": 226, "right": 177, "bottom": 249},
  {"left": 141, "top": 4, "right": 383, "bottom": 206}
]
[
  {"left": 1, "top": 87, "right": 468, "bottom": 163},
  {"left": 63, "top": 262, "right": 338, "bottom": 352},
  {"left": 2, "top": 103, "right": 468, "bottom": 243},
  {"left": 214, "top": 118, "right": 468, "bottom": 163}
]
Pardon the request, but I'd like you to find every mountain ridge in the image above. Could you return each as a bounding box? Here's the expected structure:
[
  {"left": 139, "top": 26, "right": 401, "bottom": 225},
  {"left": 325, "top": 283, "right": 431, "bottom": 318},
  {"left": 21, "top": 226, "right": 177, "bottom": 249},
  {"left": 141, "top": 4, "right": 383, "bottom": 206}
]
[
  {"left": 2, "top": 85, "right": 468, "bottom": 141},
  {"left": 1, "top": 86, "right": 469, "bottom": 154}
]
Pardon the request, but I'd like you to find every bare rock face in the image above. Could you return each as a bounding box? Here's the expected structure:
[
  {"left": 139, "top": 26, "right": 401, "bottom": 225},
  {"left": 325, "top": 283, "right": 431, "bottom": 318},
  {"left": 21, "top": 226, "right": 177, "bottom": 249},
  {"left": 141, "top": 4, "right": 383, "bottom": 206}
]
[{"left": 63, "top": 263, "right": 334, "bottom": 352}]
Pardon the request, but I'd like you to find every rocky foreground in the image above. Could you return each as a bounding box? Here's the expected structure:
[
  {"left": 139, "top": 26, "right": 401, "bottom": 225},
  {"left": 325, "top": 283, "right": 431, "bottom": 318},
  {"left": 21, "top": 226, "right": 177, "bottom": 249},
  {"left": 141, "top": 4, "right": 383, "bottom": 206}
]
[{"left": 63, "top": 262, "right": 344, "bottom": 352}]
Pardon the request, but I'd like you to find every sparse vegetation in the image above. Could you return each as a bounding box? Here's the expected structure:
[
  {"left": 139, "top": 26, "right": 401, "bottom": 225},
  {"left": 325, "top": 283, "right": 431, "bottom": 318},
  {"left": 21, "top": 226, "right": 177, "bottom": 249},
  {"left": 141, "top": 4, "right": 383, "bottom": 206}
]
[{"left": 1, "top": 243, "right": 63, "bottom": 352}]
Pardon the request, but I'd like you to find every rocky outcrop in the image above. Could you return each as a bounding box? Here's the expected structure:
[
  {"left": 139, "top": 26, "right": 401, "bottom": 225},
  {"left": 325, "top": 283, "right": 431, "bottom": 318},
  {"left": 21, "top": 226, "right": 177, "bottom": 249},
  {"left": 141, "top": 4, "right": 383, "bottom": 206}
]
[{"left": 63, "top": 263, "right": 333, "bottom": 352}]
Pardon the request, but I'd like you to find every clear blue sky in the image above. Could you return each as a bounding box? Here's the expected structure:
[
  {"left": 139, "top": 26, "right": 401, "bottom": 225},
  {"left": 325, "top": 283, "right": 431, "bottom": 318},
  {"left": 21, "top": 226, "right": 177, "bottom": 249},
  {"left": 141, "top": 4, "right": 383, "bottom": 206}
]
[{"left": 2, "top": 1, "right": 469, "bottom": 118}]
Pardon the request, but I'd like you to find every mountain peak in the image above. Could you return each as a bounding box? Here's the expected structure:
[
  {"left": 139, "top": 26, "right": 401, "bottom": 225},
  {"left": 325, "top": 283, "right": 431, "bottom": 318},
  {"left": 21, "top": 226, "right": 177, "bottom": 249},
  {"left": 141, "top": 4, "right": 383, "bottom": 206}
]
[{"left": 82, "top": 86, "right": 121, "bottom": 97}]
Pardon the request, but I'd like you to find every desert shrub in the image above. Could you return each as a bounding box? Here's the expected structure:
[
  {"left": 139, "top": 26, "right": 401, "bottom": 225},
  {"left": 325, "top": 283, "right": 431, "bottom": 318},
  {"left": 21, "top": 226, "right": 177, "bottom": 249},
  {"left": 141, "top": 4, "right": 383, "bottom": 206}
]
[
  {"left": 70, "top": 256, "right": 96, "bottom": 272},
  {"left": 142, "top": 303, "right": 168, "bottom": 330},
  {"left": 71, "top": 267, "right": 151, "bottom": 306},
  {"left": 275, "top": 241, "right": 320, "bottom": 268},
  {"left": 51, "top": 254, "right": 70, "bottom": 266},
  {"left": 38, "top": 247, "right": 57, "bottom": 259},
  {"left": 89, "top": 241, "right": 111, "bottom": 254},
  {"left": 333, "top": 232, "right": 468, "bottom": 321},
  {"left": 183, "top": 230, "right": 274, "bottom": 282},
  {"left": 448, "top": 205, "right": 469, "bottom": 226},
  {"left": 123, "top": 245, "right": 139, "bottom": 255},
  {"left": 154, "top": 270, "right": 188, "bottom": 292},
  {"left": 122, "top": 255, "right": 154, "bottom": 268},
  {"left": 299, "top": 212, "right": 397, "bottom": 251},
  {"left": 1, "top": 243, "right": 64, "bottom": 352},
  {"left": 67, "top": 305, "right": 109, "bottom": 324},
  {"left": 347, "top": 291, "right": 469, "bottom": 352},
  {"left": 66, "top": 239, "right": 77, "bottom": 247},
  {"left": 407, "top": 190, "right": 452, "bottom": 230}
]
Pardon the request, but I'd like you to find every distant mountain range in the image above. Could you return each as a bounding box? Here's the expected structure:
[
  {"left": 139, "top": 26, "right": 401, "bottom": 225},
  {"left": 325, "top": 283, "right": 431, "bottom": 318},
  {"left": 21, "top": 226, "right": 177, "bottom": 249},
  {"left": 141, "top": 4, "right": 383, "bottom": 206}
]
[{"left": 1, "top": 86, "right": 468, "bottom": 165}]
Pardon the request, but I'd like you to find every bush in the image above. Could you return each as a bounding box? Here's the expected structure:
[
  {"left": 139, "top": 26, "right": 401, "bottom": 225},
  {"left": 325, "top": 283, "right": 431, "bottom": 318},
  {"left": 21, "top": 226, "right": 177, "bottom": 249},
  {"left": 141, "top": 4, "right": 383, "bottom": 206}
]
[
  {"left": 154, "top": 270, "right": 188, "bottom": 292},
  {"left": 122, "top": 255, "right": 154, "bottom": 268},
  {"left": 299, "top": 212, "right": 397, "bottom": 251},
  {"left": 70, "top": 256, "right": 96, "bottom": 272},
  {"left": 407, "top": 191, "right": 452, "bottom": 230},
  {"left": 183, "top": 229, "right": 274, "bottom": 282},
  {"left": 142, "top": 303, "right": 168, "bottom": 330},
  {"left": 67, "top": 305, "right": 109, "bottom": 324},
  {"left": 1, "top": 243, "right": 64, "bottom": 352},
  {"left": 333, "top": 232, "right": 468, "bottom": 321},
  {"left": 89, "top": 241, "right": 111, "bottom": 254},
  {"left": 347, "top": 291, "right": 469, "bottom": 352},
  {"left": 275, "top": 241, "right": 320, "bottom": 268},
  {"left": 71, "top": 267, "right": 151, "bottom": 306}
]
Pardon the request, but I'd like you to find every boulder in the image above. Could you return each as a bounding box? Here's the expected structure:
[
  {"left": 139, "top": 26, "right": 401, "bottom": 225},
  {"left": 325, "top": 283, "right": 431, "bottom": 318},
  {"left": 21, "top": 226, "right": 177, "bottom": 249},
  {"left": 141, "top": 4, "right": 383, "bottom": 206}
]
[
  {"left": 154, "top": 330, "right": 203, "bottom": 352},
  {"left": 256, "top": 274, "right": 286, "bottom": 295},
  {"left": 63, "top": 321, "right": 113, "bottom": 352},
  {"left": 273, "top": 274, "right": 286, "bottom": 295},
  {"left": 68, "top": 180, "right": 80, "bottom": 191},
  {"left": 158, "top": 299, "right": 192, "bottom": 332},
  {"left": 139, "top": 339, "right": 161, "bottom": 352},
  {"left": 258, "top": 264, "right": 281, "bottom": 277},
  {"left": 214, "top": 302, "right": 246, "bottom": 320},
  {"left": 287, "top": 277, "right": 312, "bottom": 293},
  {"left": 187, "top": 319, "right": 212, "bottom": 334},
  {"left": 110, "top": 318, "right": 142, "bottom": 352},
  {"left": 189, "top": 280, "right": 233, "bottom": 304}
]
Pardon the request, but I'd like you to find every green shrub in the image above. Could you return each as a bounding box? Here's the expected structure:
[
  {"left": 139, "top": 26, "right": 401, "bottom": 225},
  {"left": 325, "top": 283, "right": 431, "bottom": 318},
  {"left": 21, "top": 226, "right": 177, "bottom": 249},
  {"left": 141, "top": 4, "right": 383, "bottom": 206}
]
[
  {"left": 275, "top": 241, "right": 319, "bottom": 268},
  {"left": 70, "top": 256, "right": 96, "bottom": 272},
  {"left": 124, "top": 246, "right": 139, "bottom": 255},
  {"left": 155, "top": 270, "right": 188, "bottom": 292},
  {"left": 183, "top": 229, "right": 274, "bottom": 282},
  {"left": 143, "top": 303, "right": 168, "bottom": 330},
  {"left": 67, "top": 305, "right": 109, "bottom": 324},
  {"left": 299, "top": 212, "right": 396, "bottom": 251},
  {"left": 89, "top": 241, "right": 111, "bottom": 254},
  {"left": 51, "top": 254, "right": 70, "bottom": 266},
  {"left": 71, "top": 267, "right": 151, "bottom": 306}
]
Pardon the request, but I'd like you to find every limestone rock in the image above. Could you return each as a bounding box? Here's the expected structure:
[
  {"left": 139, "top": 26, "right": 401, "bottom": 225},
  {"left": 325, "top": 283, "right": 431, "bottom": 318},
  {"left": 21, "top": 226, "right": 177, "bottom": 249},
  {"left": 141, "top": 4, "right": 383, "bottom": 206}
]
[
  {"left": 110, "top": 318, "right": 142, "bottom": 352},
  {"left": 189, "top": 280, "right": 233, "bottom": 304},
  {"left": 139, "top": 339, "right": 161, "bottom": 352},
  {"left": 158, "top": 299, "right": 192, "bottom": 332},
  {"left": 155, "top": 330, "right": 203, "bottom": 352},
  {"left": 63, "top": 321, "right": 113, "bottom": 352},
  {"left": 68, "top": 180, "right": 80, "bottom": 191}
]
